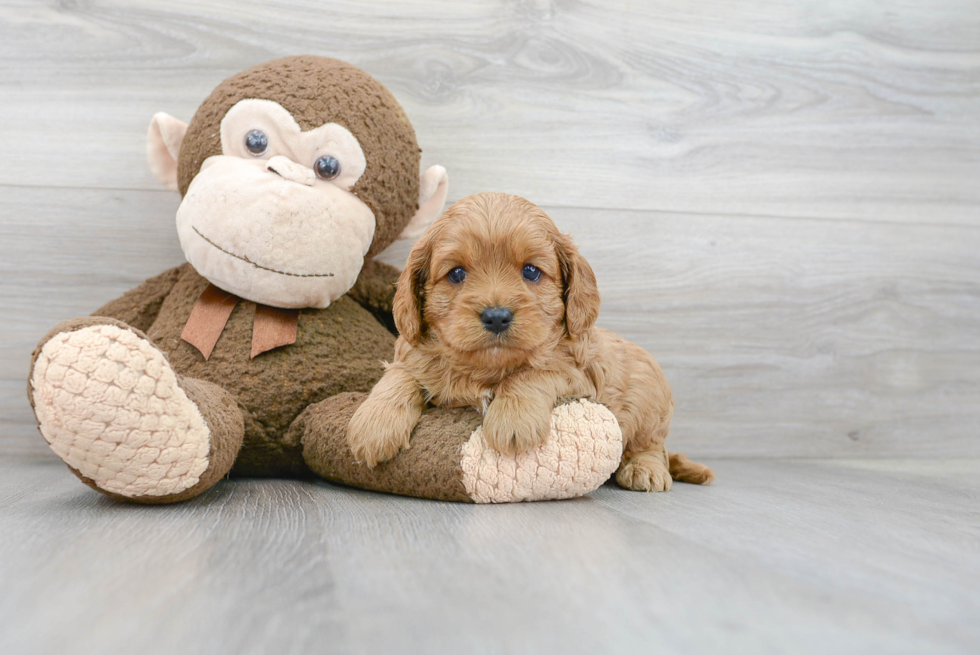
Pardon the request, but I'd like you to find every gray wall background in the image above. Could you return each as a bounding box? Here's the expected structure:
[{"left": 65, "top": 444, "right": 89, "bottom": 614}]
[{"left": 1, "top": 0, "right": 978, "bottom": 460}]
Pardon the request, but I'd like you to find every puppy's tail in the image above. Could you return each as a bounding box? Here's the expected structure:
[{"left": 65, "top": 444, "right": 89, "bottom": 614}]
[{"left": 668, "top": 452, "right": 715, "bottom": 485}]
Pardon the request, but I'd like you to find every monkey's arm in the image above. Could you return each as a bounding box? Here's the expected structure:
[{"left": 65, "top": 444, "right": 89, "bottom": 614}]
[
  {"left": 347, "top": 259, "right": 401, "bottom": 335},
  {"left": 296, "top": 394, "right": 624, "bottom": 503},
  {"left": 91, "top": 264, "right": 186, "bottom": 332}
]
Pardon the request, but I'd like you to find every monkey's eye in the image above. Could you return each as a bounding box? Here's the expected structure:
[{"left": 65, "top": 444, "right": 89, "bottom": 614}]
[
  {"left": 522, "top": 264, "right": 542, "bottom": 282},
  {"left": 314, "top": 155, "right": 341, "bottom": 181},
  {"left": 447, "top": 267, "right": 467, "bottom": 284},
  {"left": 244, "top": 130, "right": 268, "bottom": 156}
]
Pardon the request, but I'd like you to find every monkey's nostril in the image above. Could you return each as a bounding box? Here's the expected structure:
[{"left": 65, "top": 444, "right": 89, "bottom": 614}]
[
  {"left": 266, "top": 156, "right": 315, "bottom": 186},
  {"left": 481, "top": 307, "right": 513, "bottom": 334}
]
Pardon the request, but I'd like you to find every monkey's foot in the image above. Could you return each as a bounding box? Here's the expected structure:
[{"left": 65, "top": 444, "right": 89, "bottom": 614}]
[
  {"left": 460, "top": 399, "right": 624, "bottom": 503},
  {"left": 29, "top": 323, "right": 211, "bottom": 499}
]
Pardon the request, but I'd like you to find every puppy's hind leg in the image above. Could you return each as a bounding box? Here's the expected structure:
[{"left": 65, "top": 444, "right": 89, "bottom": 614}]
[
  {"left": 617, "top": 445, "right": 673, "bottom": 492},
  {"left": 613, "top": 353, "right": 675, "bottom": 492},
  {"left": 615, "top": 430, "right": 715, "bottom": 491}
]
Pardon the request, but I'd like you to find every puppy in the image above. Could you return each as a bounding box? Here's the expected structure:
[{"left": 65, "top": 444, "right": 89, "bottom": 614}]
[{"left": 347, "top": 192, "right": 713, "bottom": 491}]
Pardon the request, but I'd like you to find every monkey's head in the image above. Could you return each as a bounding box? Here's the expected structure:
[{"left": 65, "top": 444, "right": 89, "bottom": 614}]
[{"left": 146, "top": 56, "right": 448, "bottom": 309}]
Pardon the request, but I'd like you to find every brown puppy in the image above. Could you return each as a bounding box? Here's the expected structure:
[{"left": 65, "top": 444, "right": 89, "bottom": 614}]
[{"left": 347, "top": 192, "right": 714, "bottom": 491}]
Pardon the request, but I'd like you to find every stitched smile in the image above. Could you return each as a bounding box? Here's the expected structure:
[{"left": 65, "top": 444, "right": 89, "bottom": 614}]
[{"left": 193, "top": 226, "right": 334, "bottom": 278}]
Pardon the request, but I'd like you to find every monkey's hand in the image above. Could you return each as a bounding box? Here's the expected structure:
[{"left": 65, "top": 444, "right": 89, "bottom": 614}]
[
  {"left": 482, "top": 393, "right": 552, "bottom": 456},
  {"left": 346, "top": 366, "right": 425, "bottom": 468}
]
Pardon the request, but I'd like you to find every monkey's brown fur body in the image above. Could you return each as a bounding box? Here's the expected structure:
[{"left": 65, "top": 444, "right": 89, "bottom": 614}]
[{"left": 96, "top": 261, "right": 398, "bottom": 478}]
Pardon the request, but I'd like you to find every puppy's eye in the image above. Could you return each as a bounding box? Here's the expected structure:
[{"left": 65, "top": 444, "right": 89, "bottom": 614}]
[
  {"left": 447, "top": 267, "right": 467, "bottom": 284},
  {"left": 245, "top": 130, "right": 268, "bottom": 156},
  {"left": 522, "top": 264, "right": 542, "bottom": 282}
]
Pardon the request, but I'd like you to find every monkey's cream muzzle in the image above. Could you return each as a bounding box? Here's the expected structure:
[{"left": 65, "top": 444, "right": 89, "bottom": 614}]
[
  {"left": 174, "top": 99, "right": 376, "bottom": 309},
  {"left": 177, "top": 154, "right": 375, "bottom": 309}
]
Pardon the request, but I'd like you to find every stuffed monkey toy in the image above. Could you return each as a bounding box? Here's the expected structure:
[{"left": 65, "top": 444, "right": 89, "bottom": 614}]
[{"left": 27, "top": 56, "right": 622, "bottom": 504}]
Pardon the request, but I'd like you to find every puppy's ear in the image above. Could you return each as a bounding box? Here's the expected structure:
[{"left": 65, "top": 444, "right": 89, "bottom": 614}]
[
  {"left": 556, "top": 233, "right": 600, "bottom": 340},
  {"left": 393, "top": 229, "right": 436, "bottom": 344}
]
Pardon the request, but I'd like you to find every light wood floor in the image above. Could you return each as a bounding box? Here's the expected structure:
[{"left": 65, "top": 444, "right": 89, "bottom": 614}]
[
  {"left": 1, "top": 457, "right": 978, "bottom": 654},
  {"left": 1, "top": 1, "right": 978, "bottom": 652}
]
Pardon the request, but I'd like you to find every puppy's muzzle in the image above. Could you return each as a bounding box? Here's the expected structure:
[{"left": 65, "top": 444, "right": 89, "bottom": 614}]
[{"left": 481, "top": 307, "right": 513, "bottom": 334}]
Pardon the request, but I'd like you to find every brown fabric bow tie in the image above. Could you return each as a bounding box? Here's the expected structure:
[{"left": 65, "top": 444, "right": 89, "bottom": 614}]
[{"left": 180, "top": 284, "right": 299, "bottom": 360}]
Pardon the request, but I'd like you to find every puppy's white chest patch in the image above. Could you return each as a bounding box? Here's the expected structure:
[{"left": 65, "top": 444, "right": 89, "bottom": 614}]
[{"left": 479, "top": 389, "right": 495, "bottom": 414}]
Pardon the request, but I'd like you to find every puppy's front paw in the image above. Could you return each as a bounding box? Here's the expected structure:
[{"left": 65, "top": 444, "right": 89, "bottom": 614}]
[
  {"left": 482, "top": 397, "right": 551, "bottom": 456},
  {"left": 347, "top": 399, "right": 418, "bottom": 468},
  {"left": 616, "top": 453, "right": 672, "bottom": 492}
]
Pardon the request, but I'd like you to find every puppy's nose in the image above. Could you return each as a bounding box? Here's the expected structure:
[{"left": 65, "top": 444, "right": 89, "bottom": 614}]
[{"left": 481, "top": 307, "right": 513, "bottom": 334}]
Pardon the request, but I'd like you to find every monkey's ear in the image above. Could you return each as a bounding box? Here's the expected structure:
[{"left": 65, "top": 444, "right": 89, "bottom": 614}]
[
  {"left": 147, "top": 113, "right": 189, "bottom": 192},
  {"left": 556, "top": 233, "right": 601, "bottom": 340},
  {"left": 399, "top": 165, "right": 449, "bottom": 240}
]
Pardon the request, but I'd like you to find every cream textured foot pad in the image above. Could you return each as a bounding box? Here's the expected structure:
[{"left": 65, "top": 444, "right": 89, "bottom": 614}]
[
  {"left": 30, "top": 324, "right": 210, "bottom": 498},
  {"left": 460, "top": 399, "right": 623, "bottom": 503}
]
